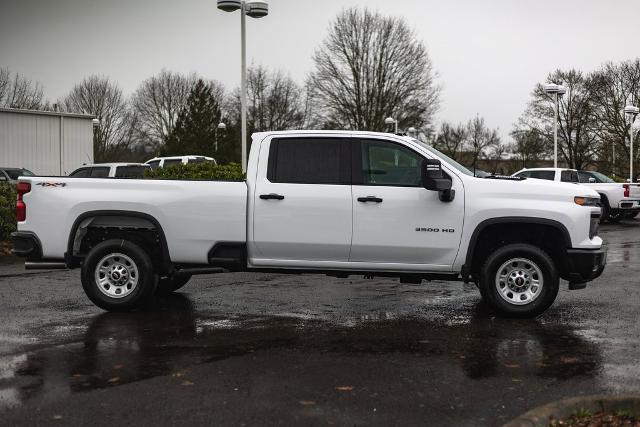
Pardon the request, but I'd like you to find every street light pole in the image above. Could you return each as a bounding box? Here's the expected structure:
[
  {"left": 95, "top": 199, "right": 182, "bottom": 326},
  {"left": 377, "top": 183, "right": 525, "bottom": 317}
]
[
  {"left": 217, "top": 0, "right": 268, "bottom": 173},
  {"left": 240, "top": 1, "right": 247, "bottom": 173},
  {"left": 625, "top": 105, "right": 640, "bottom": 182},
  {"left": 544, "top": 84, "right": 566, "bottom": 168}
]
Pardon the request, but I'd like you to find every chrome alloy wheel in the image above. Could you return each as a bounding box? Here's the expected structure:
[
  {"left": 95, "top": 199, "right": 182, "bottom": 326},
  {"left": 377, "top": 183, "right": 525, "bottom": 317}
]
[
  {"left": 495, "top": 257, "right": 543, "bottom": 306},
  {"left": 94, "top": 253, "right": 139, "bottom": 299}
]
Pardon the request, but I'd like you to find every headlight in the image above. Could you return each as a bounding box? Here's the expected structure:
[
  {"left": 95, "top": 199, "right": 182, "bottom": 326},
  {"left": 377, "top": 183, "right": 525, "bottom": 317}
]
[{"left": 574, "top": 196, "right": 600, "bottom": 206}]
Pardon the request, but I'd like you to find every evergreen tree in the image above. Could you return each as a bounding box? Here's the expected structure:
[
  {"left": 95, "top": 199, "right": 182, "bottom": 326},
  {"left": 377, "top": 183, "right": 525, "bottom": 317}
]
[{"left": 162, "top": 79, "right": 225, "bottom": 159}]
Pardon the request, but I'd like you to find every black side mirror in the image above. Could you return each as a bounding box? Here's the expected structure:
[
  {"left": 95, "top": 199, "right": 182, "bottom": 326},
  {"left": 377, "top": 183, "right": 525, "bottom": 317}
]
[{"left": 422, "top": 159, "right": 455, "bottom": 202}]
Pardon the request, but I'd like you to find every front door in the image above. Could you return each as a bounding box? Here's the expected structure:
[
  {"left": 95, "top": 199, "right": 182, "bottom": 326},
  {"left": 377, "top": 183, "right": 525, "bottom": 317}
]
[
  {"left": 251, "top": 136, "right": 352, "bottom": 264},
  {"left": 350, "top": 138, "right": 464, "bottom": 269}
]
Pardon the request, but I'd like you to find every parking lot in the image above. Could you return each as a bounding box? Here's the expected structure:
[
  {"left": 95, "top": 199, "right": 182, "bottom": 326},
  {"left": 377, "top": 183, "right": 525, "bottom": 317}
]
[{"left": 0, "top": 221, "right": 637, "bottom": 426}]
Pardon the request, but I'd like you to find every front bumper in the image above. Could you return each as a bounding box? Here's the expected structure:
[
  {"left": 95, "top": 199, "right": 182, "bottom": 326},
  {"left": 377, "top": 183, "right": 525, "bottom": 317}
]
[
  {"left": 10, "top": 231, "right": 42, "bottom": 261},
  {"left": 563, "top": 247, "right": 607, "bottom": 284}
]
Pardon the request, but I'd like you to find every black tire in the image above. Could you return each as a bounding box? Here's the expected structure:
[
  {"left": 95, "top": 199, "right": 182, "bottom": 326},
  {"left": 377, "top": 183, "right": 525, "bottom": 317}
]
[
  {"left": 156, "top": 275, "right": 191, "bottom": 294},
  {"left": 478, "top": 243, "right": 559, "bottom": 318},
  {"left": 81, "top": 239, "right": 157, "bottom": 312},
  {"left": 600, "top": 200, "right": 610, "bottom": 222}
]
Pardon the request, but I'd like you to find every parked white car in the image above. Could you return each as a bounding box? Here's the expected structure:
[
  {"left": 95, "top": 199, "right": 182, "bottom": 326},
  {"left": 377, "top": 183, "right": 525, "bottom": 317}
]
[
  {"left": 12, "top": 131, "right": 606, "bottom": 318},
  {"left": 512, "top": 167, "right": 640, "bottom": 222},
  {"left": 145, "top": 156, "right": 217, "bottom": 169},
  {"left": 68, "top": 163, "right": 151, "bottom": 179}
]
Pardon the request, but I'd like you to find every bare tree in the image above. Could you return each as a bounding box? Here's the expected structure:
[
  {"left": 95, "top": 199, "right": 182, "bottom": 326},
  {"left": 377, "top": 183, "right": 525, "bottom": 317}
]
[
  {"left": 432, "top": 122, "right": 467, "bottom": 161},
  {"left": 588, "top": 59, "right": 640, "bottom": 173},
  {"left": 230, "top": 65, "right": 305, "bottom": 134},
  {"left": 466, "top": 115, "right": 500, "bottom": 168},
  {"left": 509, "top": 129, "right": 548, "bottom": 169},
  {"left": 0, "top": 67, "right": 45, "bottom": 109},
  {"left": 130, "top": 69, "right": 199, "bottom": 149},
  {"left": 307, "top": 7, "right": 440, "bottom": 133},
  {"left": 61, "top": 76, "right": 135, "bottom": 161},
  {"left": 516, "top": 69, "right": 598, "bottom": 169}
]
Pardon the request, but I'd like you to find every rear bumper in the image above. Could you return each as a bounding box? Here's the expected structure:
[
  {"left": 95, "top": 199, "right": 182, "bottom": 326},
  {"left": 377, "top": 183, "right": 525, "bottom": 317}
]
[
  {"left": 10, "top": 231, "right": 42, "bottom": 261},
  {"left": 617, "top": 199, "right": 640, "bottom": 210},
  {"left": 563, "top": 247, "right": 606, "bottom": 284}
]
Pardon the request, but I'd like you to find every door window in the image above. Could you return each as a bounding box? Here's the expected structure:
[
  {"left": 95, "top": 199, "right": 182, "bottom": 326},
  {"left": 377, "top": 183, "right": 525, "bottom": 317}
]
[
  {"left": 560, "top": 170, "right": 579, "bottom": 183},
  {"left": 162, "top": 159, "right": 182, "bottom": 168},
  {"left": 267, "top": 138, "right": 350, "bottom": 184},
  {"left": 115, "top": 166, "right": 148, "bottom": 178},
  {"left": 146, "top": 160, "right": 160, "bottom": 169},
  {"left": 527, "top": 170, "right": 555, "bottom": 181},
  {"left": 90, "top": 167, "right": 110, "bottom": 178},
  {"left": 360, "top": 139, "right": 422, "bottom": 186}
]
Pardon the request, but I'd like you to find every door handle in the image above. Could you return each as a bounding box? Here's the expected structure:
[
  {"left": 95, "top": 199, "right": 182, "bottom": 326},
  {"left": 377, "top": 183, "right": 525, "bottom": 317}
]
[
  {"left": 357, "top": 196, "right": 383, "bottom": 203},
  {"left": 260, "top": 193, "right": 285, "bottom": 200}
]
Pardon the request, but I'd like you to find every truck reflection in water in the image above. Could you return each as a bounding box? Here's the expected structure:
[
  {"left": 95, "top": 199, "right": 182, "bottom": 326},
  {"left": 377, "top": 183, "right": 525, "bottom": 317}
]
[{"left": 4, "top": 296, "right": 602, "bottom": 409}]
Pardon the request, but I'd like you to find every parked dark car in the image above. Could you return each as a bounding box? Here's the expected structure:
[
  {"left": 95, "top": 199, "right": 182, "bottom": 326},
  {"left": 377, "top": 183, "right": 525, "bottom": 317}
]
[{"left": 0, "top": 167, "right": 35, "bottom": 183}]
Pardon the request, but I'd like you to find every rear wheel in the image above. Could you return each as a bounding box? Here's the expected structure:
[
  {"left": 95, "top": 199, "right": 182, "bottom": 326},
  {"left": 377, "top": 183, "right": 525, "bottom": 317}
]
[
  {"left": 626, "top": 211, "right": 639, "bottom": 219},
  {"left": 81, "top": 239, "right": 157, "bottom": 311},
  {"left": 478, "top": 243, "right": 559, "bottom": 318},
  {"left": 156, "top": 275, "right": 192, "bottom": 294}
]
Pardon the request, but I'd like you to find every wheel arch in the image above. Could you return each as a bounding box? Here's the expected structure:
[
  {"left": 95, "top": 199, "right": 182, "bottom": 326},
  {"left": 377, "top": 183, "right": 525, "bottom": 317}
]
[
  {"left": 66, "top": 210, "right": 171, "bottom": 274},
  {"left": 461, "top": 217, "right": 572, "bottom": 282}
]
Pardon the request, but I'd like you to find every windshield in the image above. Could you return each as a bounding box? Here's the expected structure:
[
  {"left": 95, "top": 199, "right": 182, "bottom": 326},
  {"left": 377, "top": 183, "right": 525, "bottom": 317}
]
[
  {"left": 412, "top": 139, "right": 474, "bottom": 176},
  {"left": 579, "top": 171, "right": 615, "bottom": 183}
]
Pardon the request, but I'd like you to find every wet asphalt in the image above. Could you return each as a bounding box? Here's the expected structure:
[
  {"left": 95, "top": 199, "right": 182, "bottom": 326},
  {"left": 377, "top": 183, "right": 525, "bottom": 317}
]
[{"left": 0, "top": 222, "right": 639, "bottom": 426}]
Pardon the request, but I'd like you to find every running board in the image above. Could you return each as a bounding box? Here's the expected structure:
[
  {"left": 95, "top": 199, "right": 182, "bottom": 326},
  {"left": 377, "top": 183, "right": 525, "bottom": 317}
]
[
  {"left": 174, "top": 267, "right": 225, "bottom": 276},
  {"left": 25, "top": 261, "right": 67, "bottom": 270}
]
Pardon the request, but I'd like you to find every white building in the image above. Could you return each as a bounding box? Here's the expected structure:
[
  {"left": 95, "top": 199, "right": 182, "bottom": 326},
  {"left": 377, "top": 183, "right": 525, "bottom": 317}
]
[{"left": 0, "top": 108, "right": 95, "bottom": 176}]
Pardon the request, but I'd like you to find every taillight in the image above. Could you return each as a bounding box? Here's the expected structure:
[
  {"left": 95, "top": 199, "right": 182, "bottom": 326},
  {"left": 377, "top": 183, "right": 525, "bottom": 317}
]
[
  {"left": 623, "top": 184, "right": 630, "bottom": 198},
  {"left": 16, "top": 182, "right": 31, "bottom": 222}
]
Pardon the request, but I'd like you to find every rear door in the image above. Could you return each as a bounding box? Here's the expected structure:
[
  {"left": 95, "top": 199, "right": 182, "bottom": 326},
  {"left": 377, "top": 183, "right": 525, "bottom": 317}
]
[
  {"left": 350, "top": 138, "right": 464, "bottom": 268},
  {"left": 251, "top": 136, "right": 352, "bottom": 263}
]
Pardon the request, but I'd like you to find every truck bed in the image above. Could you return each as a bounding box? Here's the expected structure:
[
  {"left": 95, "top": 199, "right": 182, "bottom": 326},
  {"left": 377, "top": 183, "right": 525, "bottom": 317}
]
[{"left": 18, "top": 177, "right": 247, "bottom": 264}]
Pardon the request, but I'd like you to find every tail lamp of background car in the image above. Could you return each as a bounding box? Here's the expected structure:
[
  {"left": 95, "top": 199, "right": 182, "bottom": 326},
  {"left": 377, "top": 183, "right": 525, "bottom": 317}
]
[
  {"left": 623, "top": 184, "right": 630, "bottom": 198},
  {"left": 16, "top": 182, "right": 31, "bottom": 221}
]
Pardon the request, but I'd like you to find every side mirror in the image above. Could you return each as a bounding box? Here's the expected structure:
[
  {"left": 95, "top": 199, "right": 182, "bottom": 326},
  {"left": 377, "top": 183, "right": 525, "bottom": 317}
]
[
  {"left": 422, "top": 159, "right": 455, "bottom": 202},
  {"left": 588, "top": 177, "right": 596, "bottom": 183},
  {"left": 422, "top": 159, "right": 451, "bottom": 191}
]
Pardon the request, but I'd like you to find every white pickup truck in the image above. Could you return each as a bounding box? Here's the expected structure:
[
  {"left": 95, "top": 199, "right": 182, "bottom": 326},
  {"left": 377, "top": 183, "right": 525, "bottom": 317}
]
[
  {"left": 11, "top": 131, "right": 606, "bottom": 318},
  {"left": 512, "top": 167, "right": 640, "bottom": 222}
]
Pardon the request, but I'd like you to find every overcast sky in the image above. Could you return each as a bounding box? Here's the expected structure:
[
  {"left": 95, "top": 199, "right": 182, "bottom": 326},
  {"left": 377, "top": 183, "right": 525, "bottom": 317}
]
[{"left": 2, "top": 0, "right": 640, "bottom": 141}]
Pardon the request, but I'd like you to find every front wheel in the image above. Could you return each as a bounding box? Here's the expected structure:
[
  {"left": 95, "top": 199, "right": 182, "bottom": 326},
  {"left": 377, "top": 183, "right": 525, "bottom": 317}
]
[
  {"left": 81, "top": 239, "right": 157, "bottom": 311},
  {"left": 479, "top": 243, "right": 559, "bottom": 318}
]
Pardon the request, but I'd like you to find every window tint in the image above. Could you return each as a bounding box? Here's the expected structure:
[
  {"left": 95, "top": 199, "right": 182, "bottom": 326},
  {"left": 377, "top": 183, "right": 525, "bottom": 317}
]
[
  {"left": 115, "top": 166, "right": 148, "bottom": 179},
  {"left": 579, "top": 171, "right": 614, "bottom": 183},
  {"left": 268, "top": 138, "right": 349, "bottom": 184},
  {"left": 163, "top": 159, "right": 182, "bottom": 168},
  {"left": 147, "top": 160, "right": 160, "bottom": 169},
  {"left": 515, "top": 171, "right": 531, "bottom": 178},
  {"left": 560, "top": 170, "right": 579, "bottom": 183},
  {"left": 361, "top": 139, "right": 422, "bottom": 186},
  {"left": 187, "top": 157, "right": 206, "bottom": 164},
  {"left": 528, "top": 170, "right": 556, "bottom": 181},
  {"left": 90, "top": 167, "right": 110, "bottom": 178},
  {"left": 5, "top": 169, "right": 32, "bottom": 179},
  {"left": 69, "top": 168, "right": 90, "bottom": 178}
]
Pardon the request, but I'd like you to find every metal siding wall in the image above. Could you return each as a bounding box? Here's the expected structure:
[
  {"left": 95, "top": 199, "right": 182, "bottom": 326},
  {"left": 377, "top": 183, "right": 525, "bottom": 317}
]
[
  {"left": 0, "top": 111, "right": 93, "bottom": 176},
  {"left": 62, "top": 117, "right": 93, "bottom": 175}
]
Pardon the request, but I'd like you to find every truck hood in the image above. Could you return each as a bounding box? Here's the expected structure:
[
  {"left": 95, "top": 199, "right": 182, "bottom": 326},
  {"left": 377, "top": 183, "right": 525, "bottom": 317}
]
[{"left": 470, "top": 176, "right": 600, "bottom": 200}]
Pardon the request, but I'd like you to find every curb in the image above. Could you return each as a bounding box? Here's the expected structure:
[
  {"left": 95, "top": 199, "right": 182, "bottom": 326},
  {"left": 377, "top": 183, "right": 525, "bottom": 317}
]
[{"left": 503, "top": 395, "right": 640, "bottom": 427}]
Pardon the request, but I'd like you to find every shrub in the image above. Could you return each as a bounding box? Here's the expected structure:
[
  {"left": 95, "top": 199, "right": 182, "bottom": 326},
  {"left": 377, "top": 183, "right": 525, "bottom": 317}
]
[
  {"left": 0, "top": 183, "right": 16, "bottom": 241},
  {"left": 144, "top": 162, "right": 245, "bottom": 181}
]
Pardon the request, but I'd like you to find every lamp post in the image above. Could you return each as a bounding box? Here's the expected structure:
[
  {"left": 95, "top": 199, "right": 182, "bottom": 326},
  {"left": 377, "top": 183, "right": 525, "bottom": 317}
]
[
  {"left": 216, "top": 121, "right": 227, "bottom": 152},
  {"left": 217, "top": 0, "right": 268, "bottom": 173},
  {"left": 543, "top": 84, "right": 566, "bottom": 168},
  {"left": 385, "top": 117, "right": 398, "bottom": 134},
  {"left": 624, "top": 105, "right": 639, "bottom": 182}
]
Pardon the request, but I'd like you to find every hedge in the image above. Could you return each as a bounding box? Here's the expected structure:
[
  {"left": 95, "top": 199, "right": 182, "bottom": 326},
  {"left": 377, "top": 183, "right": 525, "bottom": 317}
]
[
  {"left": 144, "top": 162, "right": 245, "bottom": 181},
  {"left": 0, "top": 183, "right": 16, "bottom": 241}
]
